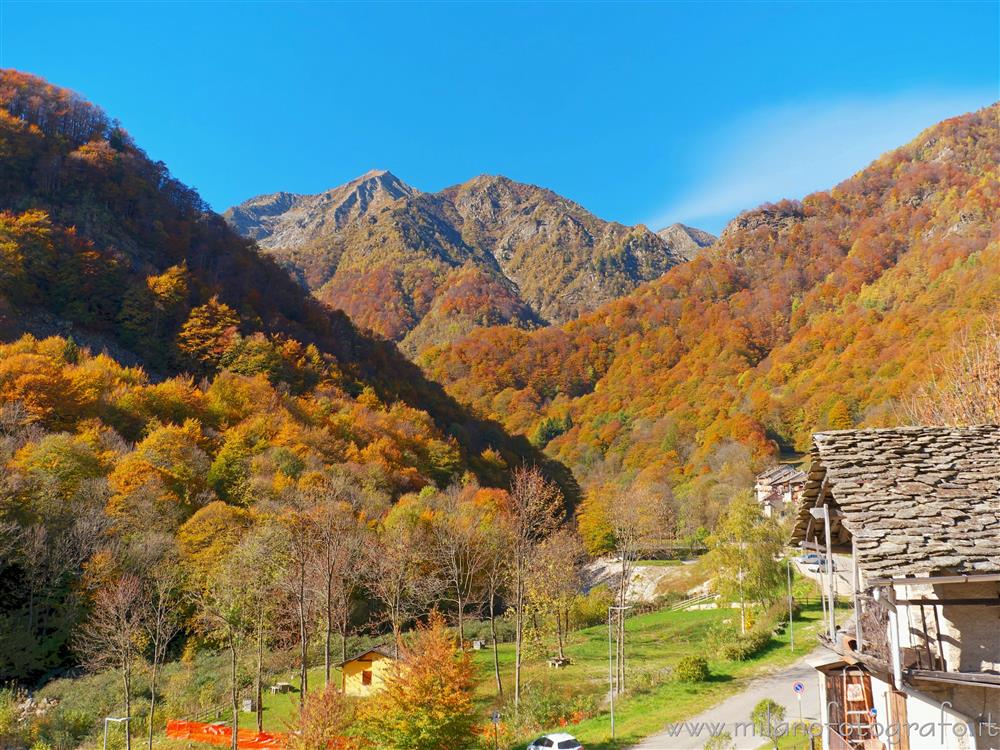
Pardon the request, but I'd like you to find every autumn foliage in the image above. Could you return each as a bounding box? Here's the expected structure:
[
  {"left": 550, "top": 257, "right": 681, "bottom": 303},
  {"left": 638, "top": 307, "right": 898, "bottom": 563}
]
[{"left": 356, "top": 612, "right": 478, "bottom": 750}]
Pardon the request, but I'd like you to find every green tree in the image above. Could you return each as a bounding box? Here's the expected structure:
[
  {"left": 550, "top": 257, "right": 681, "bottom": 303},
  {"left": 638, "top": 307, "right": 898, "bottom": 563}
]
[
  {"left": 751, "top": 698, "right": 787, "bottom": 749},
  {"left": 705, "top": 491, "right": 784, "bottom": 634}
]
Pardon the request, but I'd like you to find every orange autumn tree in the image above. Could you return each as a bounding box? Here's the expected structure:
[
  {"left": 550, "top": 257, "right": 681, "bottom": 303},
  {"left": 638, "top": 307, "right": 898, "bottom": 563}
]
[{"left": 357, "top": 612, "right": 477, "bottom": 750}]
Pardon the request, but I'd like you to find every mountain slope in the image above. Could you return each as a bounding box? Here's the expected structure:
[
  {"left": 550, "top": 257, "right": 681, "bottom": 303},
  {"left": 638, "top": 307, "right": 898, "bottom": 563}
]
[
  {"left": 226, "top": 174, "right": 700, "bottom": 353},
  {"left": 0, "top": 70, "right": 567, "bottom": 490},
  {"left": 418, "top": 103, "right": 1000, "bottom": 527},
  {"left": 656, "top": 223, "right": 716, "bottom": 259}
]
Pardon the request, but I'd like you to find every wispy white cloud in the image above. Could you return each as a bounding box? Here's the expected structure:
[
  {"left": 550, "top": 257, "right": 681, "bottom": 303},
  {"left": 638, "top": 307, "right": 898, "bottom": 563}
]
[{"left": 649, "top": 91, "right": 997, "bottom": 233}]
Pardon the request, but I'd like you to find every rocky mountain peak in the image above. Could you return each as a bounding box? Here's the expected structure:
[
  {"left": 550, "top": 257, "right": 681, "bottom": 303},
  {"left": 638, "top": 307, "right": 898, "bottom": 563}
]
[
  {"left": 222, "top": 169, "right": 418, "bottom": 249},
  {"left": 656, "top": 223, "right": 717, "bottom": 259}
]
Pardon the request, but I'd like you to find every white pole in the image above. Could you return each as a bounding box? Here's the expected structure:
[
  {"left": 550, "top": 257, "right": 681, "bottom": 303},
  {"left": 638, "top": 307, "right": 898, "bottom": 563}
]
[
  {"left": 787, "top": 559, "right": 795, "bottom": 652},
  {"left": 822, "top": 505, "right": 836, "bottom": 641},
  {"left": 608, "top": 606, "right": 615, "bottom": 740}
]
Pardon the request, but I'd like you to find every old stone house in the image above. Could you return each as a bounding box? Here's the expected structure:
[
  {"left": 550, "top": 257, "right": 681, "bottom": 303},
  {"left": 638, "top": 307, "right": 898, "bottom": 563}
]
[
  {"left": 791, "top": 426, "right": 1000, "bottom": 750},
  {"left": 756, "top": 463, "right": 808, "bottom": 518}
]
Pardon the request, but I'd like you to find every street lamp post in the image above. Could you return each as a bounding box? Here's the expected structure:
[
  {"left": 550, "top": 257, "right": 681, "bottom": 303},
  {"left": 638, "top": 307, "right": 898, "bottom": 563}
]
[{"left": 608, "top": 604, "right": 632, "bottom": 740}]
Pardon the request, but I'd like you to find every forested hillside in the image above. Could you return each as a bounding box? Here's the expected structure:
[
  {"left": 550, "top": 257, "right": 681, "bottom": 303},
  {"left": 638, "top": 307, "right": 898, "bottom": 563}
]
[
  {"left": 0, "top": 71, "right": 568, "bottom": 680},
  {"left": 420, "top": 104, "right": 1000, "bottom": 531},
  {"left": 227, "top": 173, "right": 706, "bottom": 354}
]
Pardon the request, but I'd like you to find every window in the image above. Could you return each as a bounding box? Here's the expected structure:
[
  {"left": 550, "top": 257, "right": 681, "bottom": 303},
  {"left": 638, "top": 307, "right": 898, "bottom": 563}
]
[
  {"left": 532, "top": 740, "right": 553, "bottom": 748},
  {"left": 557, "top": 741, "right": 580, "bottom": 749},
  {"left": 361, "top": 670, "right": 372, "bottom": 686}
]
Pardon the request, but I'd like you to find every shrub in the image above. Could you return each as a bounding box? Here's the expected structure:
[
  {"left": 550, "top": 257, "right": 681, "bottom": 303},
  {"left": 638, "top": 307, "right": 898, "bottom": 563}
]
[
  {"left": 571, "top": 585, "right": 614, "bottom": 629},
  {"left": 703, "top": 730, "right": 735, "bottom": 750},
  {"left": 674, "top": 655, "right": 710, "bottom": 682},
  {"left": 751, "top": 698, "right": 786, "bottom": 742},
  {"left": 719, "top": 629, "right": 772, "bottom": 661}
]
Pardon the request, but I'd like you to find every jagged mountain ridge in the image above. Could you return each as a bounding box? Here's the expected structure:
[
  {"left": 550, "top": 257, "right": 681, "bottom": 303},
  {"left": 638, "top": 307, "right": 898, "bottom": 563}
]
[
  {"left": 656, "top": 222, "right": 717, "bottom": 259},
  {"left": 417, "top": 103, "right": 1000, "bottom": 515},
  {"left": 226, "top": 173, "right": 712, "bottom": 353}
]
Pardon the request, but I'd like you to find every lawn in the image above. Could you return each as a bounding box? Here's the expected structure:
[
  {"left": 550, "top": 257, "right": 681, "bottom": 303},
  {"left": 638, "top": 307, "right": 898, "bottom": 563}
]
[{"left": 470, "top": 597, "right": 829, "bottom": 750}]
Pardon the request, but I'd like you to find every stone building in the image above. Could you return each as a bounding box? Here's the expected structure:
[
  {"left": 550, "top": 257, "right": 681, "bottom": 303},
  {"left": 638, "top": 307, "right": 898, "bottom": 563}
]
[
  {"left": 755, "top": 463, "right": 808, "bottom": 518},
  {"left": 790, "top": 426, "right": 1000, "bottom": 750}
]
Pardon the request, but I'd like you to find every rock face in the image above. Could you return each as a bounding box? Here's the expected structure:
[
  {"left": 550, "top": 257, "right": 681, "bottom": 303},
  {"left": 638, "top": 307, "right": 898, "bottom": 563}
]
[
  {"left": 226, "top": 173, "right": 703, "bottom": 353},
  {"left": 656, "top": 223, "right": 717, "bottom": 259},
  {"left": 222, "top": 170, "right": 417, "bottom": 248}
]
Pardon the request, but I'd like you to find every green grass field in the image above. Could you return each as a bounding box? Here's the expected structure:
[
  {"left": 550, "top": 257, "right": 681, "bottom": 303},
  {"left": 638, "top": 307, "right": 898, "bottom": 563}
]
[
  {"left": 468, "top": 600, "right": 827, "bottom": 750},
  {"left": 232, "top": 571, "right": 829, "bottom": 750}
]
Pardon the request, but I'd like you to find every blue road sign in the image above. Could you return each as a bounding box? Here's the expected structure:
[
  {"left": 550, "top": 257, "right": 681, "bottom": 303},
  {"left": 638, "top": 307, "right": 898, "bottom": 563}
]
[{"left": 793, "top": 681, "right": 805, "bottom": 694}]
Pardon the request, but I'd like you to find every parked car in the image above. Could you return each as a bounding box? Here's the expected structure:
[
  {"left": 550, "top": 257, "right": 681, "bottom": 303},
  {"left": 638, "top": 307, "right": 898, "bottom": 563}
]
[
  {"left": 807, "top": 558, "right": 838, "bottom": 573},
  {"left": 798, "top": 552, "right": 823, "bottom": 564},
  {"left": 527, "top": 734, "right": 584, "bottom": 750}
]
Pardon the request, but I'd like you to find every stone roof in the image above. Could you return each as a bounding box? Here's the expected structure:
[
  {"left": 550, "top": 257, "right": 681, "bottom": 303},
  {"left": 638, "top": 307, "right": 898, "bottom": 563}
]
[
  {"left": 757, "top": 464, "right": 807, "bottom": 484},
  {"left": 790, "top": 426, "right": 1000, "bottom": 578}
]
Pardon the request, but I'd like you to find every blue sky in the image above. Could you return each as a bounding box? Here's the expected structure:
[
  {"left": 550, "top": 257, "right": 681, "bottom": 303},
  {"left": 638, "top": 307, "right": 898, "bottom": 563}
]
[{"left": 1, "top": 1, "right": 997, "bottom": 233}]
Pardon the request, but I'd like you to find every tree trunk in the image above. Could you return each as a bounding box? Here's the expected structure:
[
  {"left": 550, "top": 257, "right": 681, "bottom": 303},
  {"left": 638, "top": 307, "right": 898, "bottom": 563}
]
[
  {"left": 147, "top": 663, "right": 157, "bottom": 750},
  {"left": 297, "top": 566, "right": 308, "bottom": 703},
  {"left": 229, "top": 640, "right": 238, "bottom": 750},
  {"left": 123, "top": 665, "right": 132, "bottom": 750},
  {"left": 513, "top": 569, "right": 523, "bottom": 710},
  {"left": 255, "top": 620, "right": 264, "bottom": 733},
  {"left": 456, "top": 593, "right": 465, "bottom": 649},
  {"left": 489, "top": 590, "right": 503, "bottom": 697},
  {"left": 556, "top": 607, "right": 565, "bottom": 660},
  {"left": 324, "top": 574, "right": 333, "bottom": 688}
]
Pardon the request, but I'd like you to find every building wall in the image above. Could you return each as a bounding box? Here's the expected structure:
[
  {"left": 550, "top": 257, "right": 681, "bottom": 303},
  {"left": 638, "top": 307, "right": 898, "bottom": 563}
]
[
  {"left": 893, "top": 581, "right": 1000, "bottom": 674},
  {"left": 342, "top": 653, "right": 394, "bottom": 697}
]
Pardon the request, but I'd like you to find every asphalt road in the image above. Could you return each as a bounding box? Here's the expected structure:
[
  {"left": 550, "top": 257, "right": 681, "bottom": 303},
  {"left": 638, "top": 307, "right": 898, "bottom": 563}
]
[{"left": 629, "top": 648, "right": 827, "bottom": 750}]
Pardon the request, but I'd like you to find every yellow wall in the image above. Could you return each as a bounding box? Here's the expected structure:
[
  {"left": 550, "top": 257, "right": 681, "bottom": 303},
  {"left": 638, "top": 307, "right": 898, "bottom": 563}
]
[{"left": 341, "top": 652, "right": 394, "bottom": 697}]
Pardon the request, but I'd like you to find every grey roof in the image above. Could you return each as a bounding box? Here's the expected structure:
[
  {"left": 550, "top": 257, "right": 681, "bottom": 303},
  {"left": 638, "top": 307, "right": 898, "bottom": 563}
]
[
  {"left": 757, "top": 464, "right": 807, "bottom": 484},
  {"left": 790, "top": 426, "right": 1000, "bottom": 578}
]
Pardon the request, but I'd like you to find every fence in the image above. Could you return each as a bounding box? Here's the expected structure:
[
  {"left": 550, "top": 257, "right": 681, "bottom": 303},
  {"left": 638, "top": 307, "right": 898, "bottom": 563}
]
[{"left": 165, "top": 720, "right": 287, "bottom": 749}]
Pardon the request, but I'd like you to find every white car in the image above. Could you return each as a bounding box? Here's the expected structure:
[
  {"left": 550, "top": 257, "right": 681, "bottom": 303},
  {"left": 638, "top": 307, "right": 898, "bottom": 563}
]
[{"left": 527, "top": 733, "right": 584, "bottom": 750}]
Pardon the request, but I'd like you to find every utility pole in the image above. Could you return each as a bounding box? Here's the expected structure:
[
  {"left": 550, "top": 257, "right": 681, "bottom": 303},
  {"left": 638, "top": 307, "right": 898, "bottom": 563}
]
[{"left": 787, "top": 558, "right": 795, "bottom": 652}]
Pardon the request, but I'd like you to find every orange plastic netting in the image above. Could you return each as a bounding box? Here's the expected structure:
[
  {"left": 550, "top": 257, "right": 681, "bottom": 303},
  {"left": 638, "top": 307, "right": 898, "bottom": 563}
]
[{"left": 165, "top": 719, "right": 287, "bottom": 749}]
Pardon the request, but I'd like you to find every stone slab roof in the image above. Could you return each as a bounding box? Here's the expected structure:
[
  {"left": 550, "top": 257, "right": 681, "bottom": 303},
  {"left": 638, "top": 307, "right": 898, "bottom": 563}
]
[
  {"left": 757, "top": 464, "right": 807, "bottom": 484},
  {"left": 790, "top": 426, "right": 1000, "bottom": 578}
]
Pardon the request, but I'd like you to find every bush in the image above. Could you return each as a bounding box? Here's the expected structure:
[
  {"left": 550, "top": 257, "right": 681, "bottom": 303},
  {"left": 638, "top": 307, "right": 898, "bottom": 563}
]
[
  {"left": 751, "top": 698, "right": 786, "bottom": 740},
  {"left": 571, "top": 585, "right": 614, "bottom": 629},
  {"left": 674, "top": 655, "right": 710, "bottom": 682},
  {"left": 517, "top": 686, "right": 598, "bottom": 729},
  {"left": 462, "top": 618, "right": 516, "bottom": 644},
  {"left": 719, "top": 629, "right": 772, "bottom": 661}
]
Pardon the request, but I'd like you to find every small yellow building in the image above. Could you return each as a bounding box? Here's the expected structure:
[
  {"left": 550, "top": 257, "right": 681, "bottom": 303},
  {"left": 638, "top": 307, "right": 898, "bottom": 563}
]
[{"left": 339, "top": 645, "right": 397, "bottom": 697}]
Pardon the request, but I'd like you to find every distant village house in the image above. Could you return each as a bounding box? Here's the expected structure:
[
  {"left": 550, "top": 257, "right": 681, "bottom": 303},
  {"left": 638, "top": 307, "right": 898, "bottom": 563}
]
[
  {"left": 755, "top": 463, "right": 807, "bottom": 518},
  {"left": 791, "top": 426, "right": 1000, "bottom": 750},
  {"left": 339, "top": 646, "right": 396, "bottom": 697}
]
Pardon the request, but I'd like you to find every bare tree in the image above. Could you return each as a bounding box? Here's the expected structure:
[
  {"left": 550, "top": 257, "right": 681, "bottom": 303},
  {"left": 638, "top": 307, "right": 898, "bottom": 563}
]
[
  {"left": 143, "top": 564, "right": 182, "bottom": 750},
  {"left": 195, "top": 547, "right": 257, "bottom": 750},
  {"left": 606, "top": 482, "right": 673, "bottom": 693},
  {"left": 365, "top": 520, "right": 442, "bottom": 657},
  {"left": 282, "top": 506, "right": 320, "bottom": 704},
  {"left": 507, "top": 466, "right": 562, "bottom": 709},
  {"left": 76, "top": 575, "right": 147, "bottom": 750},
  {"left": 481, "top": 511, "right": 513, "bottom": 696},
  {"left": 305, "top": 500, "right": 366, "bottom": 686},
  {"left": 526, "top": 528, "right": 583, "bottom": 661},
  {"left": 430, "top": 484, "right": 491, "bottom": 646},
  {"left": 905, "top": 319, "right": 1000, "bottom": 426}
]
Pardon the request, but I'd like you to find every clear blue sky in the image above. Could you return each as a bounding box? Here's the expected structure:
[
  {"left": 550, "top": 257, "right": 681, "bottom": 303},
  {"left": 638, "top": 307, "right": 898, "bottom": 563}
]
[{"left": 2, "top": 1, "right": 997, "bottom": 233}]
